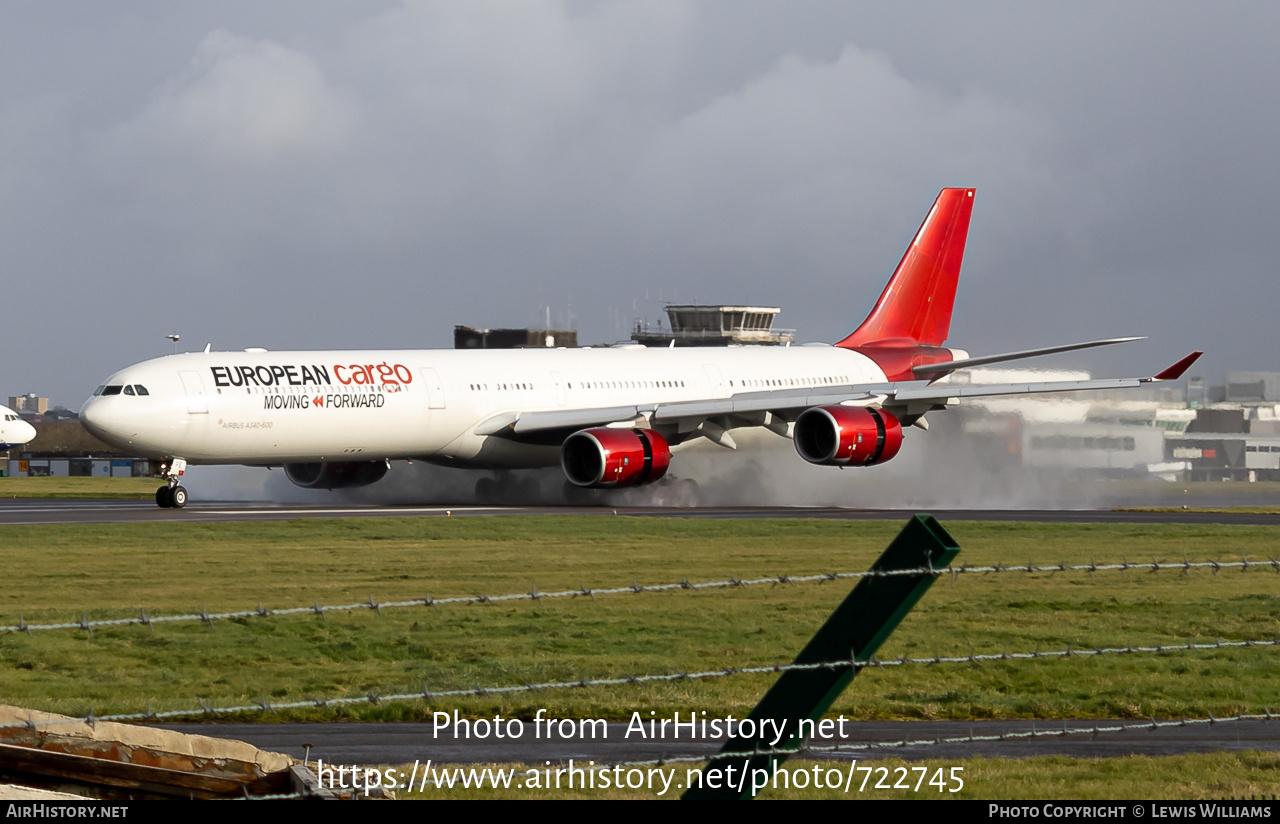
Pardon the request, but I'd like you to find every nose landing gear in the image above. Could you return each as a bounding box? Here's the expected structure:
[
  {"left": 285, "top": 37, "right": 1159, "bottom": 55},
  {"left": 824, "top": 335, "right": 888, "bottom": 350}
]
[
  {"left": 155, "top": 485, "right": 188, "bottom": 508},
  {"left": 155, "top": 458, "right": 189, "bottom": 509}
]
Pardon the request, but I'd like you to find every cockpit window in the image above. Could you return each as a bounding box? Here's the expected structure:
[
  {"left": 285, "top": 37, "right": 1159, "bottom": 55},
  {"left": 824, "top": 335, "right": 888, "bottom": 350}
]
[
  {"left": 134, "top": 385, "right": 149, "bottom": 396},
  {"left": 102, "top": 385, "right": 123, "bottom": 396},
  {"left": 93, "top": 386, "right": 105, "bottom": 396},
  {"left": 123, "top": 385, "right": 135, "bottom": 396}
]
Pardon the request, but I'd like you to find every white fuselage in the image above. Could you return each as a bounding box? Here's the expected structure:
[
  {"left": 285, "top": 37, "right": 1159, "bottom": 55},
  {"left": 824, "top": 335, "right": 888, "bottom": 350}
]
[{"left": 78, "top": 345, "right": 890, "bottom": 467}]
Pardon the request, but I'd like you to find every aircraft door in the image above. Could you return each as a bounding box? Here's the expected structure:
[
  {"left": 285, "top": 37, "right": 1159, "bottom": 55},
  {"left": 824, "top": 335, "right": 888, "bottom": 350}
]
[
  {"left": 551, "top": 371, "right": 567, "bottom": 406},
  {"left": 420, "top": 367, "right": 445, "bottom": 409},
  {"left": 179, "top": 370, "right": 209, "bottom": 414}
]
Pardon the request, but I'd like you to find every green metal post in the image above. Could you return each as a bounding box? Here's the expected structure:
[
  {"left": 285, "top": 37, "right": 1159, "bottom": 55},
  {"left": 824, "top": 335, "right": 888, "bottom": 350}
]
[{"left": 682, "top": 514, "right": 960, "bottom": 800}]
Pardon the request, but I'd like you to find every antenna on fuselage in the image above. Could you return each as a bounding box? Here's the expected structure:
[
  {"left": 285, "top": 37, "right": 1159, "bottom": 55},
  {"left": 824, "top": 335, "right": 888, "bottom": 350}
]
[{"left": 166, "top": 332, "right": 180, "bottom": 354}]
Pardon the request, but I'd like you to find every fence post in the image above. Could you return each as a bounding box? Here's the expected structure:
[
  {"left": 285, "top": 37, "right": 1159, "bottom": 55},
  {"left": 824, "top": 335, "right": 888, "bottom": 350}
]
[{"left": 682, "top": 514, "right": 960, "bottom": 800}]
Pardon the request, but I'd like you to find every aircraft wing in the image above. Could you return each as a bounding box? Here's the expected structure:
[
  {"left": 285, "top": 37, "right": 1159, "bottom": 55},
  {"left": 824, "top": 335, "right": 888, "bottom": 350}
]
[
  {"left": 474, "top": 406, "right": 646, "bottom": 436},
  {"left": 891, "top": 349, "right": 1202, "bottom": 404},
  {"left": 473, "top": 384, "right": 896, "bottom": 437},
  {"left": 476, "top": 351, "right": 1202, "bottom": 439}
]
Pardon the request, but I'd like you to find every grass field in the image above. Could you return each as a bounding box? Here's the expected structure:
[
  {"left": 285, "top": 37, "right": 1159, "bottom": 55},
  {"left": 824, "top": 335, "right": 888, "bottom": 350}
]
[
  {"left": 3, "top": 515, "right": 1278, "bottom": 800},
  {"left": 0, "top": 476, "right": 159, "bottom": 499},
  {"left": 1, "top": 516, "right": 1276, "bottom": 727}
]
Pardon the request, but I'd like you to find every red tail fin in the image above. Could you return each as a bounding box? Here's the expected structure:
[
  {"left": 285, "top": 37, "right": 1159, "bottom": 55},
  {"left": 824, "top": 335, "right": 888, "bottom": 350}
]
[{"left": 836, "top": 188, "right": 975, "bottom": 348}]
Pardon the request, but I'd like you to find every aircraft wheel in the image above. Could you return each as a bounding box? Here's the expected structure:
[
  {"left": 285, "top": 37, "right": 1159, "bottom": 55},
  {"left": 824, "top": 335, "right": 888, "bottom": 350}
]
[
  {"left": 674, "top": 478, "right": 701, "bottom": 507},
  {"left": 156, "top": 486, "right": 174, "bottom": 508},
  {"left": 474, "top": 476, "right": 497, "bottom": 504},
  {"left": 171, "top": 486, "right": 188, "bottom": 509}
]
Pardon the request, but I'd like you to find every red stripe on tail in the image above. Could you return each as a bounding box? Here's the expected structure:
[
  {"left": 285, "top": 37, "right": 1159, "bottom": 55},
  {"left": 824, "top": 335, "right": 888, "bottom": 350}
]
[{"left": 837, "top": 188, "right": 975, "bottom": 348}]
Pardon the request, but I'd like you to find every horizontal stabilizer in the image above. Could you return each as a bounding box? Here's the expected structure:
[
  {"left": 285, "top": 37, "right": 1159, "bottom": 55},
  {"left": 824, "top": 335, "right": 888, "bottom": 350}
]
[{"left": 911, "top": 336, "right": 1146, "bottom": 377}]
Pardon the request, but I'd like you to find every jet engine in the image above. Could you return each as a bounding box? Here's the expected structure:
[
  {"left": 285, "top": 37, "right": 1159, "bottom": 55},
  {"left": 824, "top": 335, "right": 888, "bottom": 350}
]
[
  {"left": 793, "top": 406, "right": 903, "bottom": 467},
  {"left": 560, "top": 427, "right": 671, "bottom": 488},
  {"left": 284, "top": 460, "right": 389, "bottom": 489}
]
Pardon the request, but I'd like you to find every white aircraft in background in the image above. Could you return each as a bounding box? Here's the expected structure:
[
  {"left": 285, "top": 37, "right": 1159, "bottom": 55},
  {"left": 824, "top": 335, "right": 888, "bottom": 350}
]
[
  {"left": 0, "top": 404, "right": 37, "bottom": 451},
  {"left": 79, "top": 188, "right": 1201, "bottom": 508}
]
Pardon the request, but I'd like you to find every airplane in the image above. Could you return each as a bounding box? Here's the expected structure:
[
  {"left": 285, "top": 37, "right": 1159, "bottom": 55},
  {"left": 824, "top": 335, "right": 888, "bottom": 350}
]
[
  {"left": 0, "top": 404, "right": 38, "bottom": 452},
  {"left": 78, "top": 188, "right": 1201, "bottom": 509}
]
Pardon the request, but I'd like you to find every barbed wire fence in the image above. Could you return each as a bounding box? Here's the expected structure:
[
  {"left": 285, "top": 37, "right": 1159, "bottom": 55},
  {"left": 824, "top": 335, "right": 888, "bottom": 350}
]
[
  {"left": 3, "top": 555, "right": 1276, "bottom": 636},
  {"left": 6, "top": 636, "right": 1275, "bottom": 735},
  {"left": 2, "top": 549, "right": 1276, "bottom": 794}
]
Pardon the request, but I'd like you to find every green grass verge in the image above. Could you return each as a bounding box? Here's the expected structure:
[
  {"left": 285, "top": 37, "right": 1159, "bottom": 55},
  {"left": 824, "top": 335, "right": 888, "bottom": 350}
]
[
  {"left": 1, "top": 517, "right": 1277, "bottom": 726},
  {"left": 0, "top": 476, "right": 160, "bottom": 499}
]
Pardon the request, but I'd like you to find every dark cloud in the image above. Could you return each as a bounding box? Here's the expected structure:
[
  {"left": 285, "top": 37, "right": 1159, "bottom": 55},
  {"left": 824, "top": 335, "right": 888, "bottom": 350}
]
[{"left": 2, "top": 2, "right": 1276, "bottom": 406}]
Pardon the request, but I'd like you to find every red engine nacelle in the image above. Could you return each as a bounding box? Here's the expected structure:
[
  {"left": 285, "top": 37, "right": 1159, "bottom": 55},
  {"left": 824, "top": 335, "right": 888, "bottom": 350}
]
[
  {"left": 284, "top": 460, "right": 389, "bottom": 489},
  {"left": 561, "top": 427, "right": 671, "bottom": 488},
  {"left": 793, "top": 406, "right": 903, "bottom": 467}
]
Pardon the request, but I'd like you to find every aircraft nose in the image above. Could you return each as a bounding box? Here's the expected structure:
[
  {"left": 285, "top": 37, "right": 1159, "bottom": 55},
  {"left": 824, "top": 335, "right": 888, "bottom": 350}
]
[{"left": 79, "top": 399, "right": 112, "bottom": 439}]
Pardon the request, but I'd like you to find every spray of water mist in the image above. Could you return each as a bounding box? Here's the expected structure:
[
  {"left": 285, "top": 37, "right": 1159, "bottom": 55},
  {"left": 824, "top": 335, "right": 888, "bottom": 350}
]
[{"left": 183, "top": 411, "right": 1123, "bottom": 509}]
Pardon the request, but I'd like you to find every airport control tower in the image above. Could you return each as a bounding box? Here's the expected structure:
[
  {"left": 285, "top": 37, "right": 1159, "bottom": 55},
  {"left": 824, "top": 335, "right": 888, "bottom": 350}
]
[{"left": 632, "top": 305, "right": 794, "bottom": 347}]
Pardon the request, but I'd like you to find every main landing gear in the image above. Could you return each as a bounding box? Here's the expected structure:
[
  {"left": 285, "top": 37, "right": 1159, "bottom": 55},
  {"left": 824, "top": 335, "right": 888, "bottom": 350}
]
[{"left": 155, "top": 458, "right": 189, "bottom": 509}]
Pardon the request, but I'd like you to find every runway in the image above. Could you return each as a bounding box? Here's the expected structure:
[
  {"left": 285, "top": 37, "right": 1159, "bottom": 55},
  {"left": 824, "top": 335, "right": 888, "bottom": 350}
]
[
  {"left": 160, "top": 719, "right": 1280, "bottom": 766},
  {"left": 1, "top": 498, "right": 1277, "bottom": 526}
]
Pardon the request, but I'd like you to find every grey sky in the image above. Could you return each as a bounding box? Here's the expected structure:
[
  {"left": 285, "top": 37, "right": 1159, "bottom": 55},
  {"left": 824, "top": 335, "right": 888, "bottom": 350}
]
[{"left": 3, "top": 2, "right": 1276, "bottom": 407}]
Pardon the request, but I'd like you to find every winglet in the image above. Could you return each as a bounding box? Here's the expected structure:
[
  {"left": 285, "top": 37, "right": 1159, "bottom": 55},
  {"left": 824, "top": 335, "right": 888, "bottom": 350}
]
[{"left": 1153, "top": 351, "right": 1203, "bottom": 381}]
